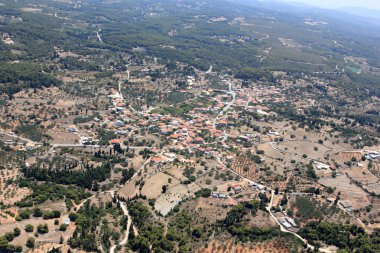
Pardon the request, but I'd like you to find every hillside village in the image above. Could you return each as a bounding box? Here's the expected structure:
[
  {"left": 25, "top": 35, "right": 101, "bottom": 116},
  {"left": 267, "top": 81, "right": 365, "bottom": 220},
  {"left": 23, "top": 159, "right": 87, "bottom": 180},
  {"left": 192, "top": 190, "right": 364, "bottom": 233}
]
[
  {"left": 0, "top": 0, "right": 380, "bottom": 252},
  {"left": 0, "top": 49, "right": 379, "bottom": 252}
]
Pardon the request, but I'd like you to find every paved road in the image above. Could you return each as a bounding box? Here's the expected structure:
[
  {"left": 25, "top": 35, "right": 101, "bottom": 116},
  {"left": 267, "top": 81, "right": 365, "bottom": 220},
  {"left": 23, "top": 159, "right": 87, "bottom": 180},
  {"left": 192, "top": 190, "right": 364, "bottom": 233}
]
[
  {"left": 212, "top": 81, "right": 236, "bottom": 128},
  {"left": 1, "top": 131, "right": 149, "bottom": 150},
  {"left": 96, "top": 28, "right": 103, "bottom": 43},
  {"left": 0, "top": 131, "right": 41, "bottom": 145},
  {"left": 50, "top": 143, "right": 150, "bottom": 149}
]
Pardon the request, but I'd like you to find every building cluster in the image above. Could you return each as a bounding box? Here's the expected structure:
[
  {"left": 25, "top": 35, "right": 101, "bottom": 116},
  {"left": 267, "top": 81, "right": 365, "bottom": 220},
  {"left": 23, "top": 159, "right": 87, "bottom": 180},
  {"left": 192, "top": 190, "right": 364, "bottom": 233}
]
[{"left": 278, "top": 216, "right": 298, "bottom": 231}]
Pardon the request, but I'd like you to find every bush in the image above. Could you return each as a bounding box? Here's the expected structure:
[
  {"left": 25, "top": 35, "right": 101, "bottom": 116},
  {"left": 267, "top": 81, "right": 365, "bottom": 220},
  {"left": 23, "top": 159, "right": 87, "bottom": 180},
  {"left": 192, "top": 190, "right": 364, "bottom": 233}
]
[
  {"left": 15, "top": 181, "right": 91, "bottom": 208},
  {"left": 13, "top": 228, "right": 21, "bottom": 237},
  {"left": 33, "top": 208, "right": 43, "bottom": 217},
  {"left": 4, "top": 232, "right": 14, "bottom": 242},
  {"left": 0, "top": 235, "right": 22, "bottom": 252},
  {"left": 26, "top": 237, "right": 35, "bottom": 248},
  {"left": 306, "top": 164, "right": 317, "bottom": 179},
  {"left": 195, "top": 188, "right": 212, "bottom": 198},
  {"left": 25, "top": 224, "right": 34, "bottom": 233},
  {"left": 112, "top": 231, "right": 120, "bottom": 241},
  {"left": 18, "top": 209, "right": 31, "bottom": 220},
  {"left": 43, "top": 210, "right": 61, "bottom": 220},
  {"left": 37, "top": 224, "right": 49, "bottom": 234},
  {"left": 59, "top": 224, "right": 67, "bottom": 231},
  {"left": 68, "top": 212, "right": 78, "bottom": 222},
  {"left": 298, "top": 221, "right": 380, "bottom": 251},
  {"left": 148, "top": 199, "right": 156, "bottom": 207}
]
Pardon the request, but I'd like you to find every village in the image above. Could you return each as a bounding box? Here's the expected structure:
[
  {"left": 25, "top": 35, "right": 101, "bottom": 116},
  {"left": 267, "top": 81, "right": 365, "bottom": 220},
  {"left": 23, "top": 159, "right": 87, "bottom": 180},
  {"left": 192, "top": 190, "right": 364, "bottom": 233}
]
[
  {"left": 0, "top": 51, "right": 379, "bottom": 251},
  {"left": 0, "top": 0, "right": 380, "bottom": 251}
]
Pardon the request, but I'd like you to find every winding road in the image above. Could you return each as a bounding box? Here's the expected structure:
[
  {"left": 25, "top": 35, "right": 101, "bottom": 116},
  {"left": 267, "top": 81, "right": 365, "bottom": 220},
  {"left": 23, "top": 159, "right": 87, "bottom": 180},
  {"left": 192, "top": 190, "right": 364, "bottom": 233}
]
[
  {"left": 0, "top": 131, "right": 42, "bottom": 145},
  {"left": 109, "top": 192, "right": 133, "bottom": 253},
  {"left": 96, "top": 28, "right": 103, "bottom": 43},
  {"left": 212, "top": 81, "right": 236, "bottom": 128},
  {"left": 109, "top": 150, "right": 162, "bottom": 252}
]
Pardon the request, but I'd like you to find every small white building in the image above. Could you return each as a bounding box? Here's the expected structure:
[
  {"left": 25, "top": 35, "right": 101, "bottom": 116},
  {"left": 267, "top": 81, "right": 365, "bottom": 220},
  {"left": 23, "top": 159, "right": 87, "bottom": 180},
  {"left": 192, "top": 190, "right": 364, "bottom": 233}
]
[
  {"left": 25, "top": 142, "right": 36, "bottom": 150},
  {"left": 268, "top": 130, "right": 280, "bottom": 136},
  {"left": 285, "top": 217, "right": 297, "bottom": 227},
  {"left": 314, "top": 162, "right": 330, "bottom": 170}
]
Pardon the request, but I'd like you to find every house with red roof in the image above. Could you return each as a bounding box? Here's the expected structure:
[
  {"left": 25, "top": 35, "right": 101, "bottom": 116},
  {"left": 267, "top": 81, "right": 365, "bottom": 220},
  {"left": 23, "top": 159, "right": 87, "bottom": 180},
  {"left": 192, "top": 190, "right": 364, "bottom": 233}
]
[
  {"left": 150, "top": 156, "right": 163, "bottom": 164},
  {"left": 110, "top": 139, "right": 122, "bottom": 145}
]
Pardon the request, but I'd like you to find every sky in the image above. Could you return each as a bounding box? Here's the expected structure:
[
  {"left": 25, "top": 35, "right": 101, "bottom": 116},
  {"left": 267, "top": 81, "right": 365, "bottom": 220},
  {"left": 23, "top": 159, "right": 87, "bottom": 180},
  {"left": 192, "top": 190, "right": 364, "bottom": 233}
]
[{"left": 281, "top": 0, "right": 380, "bottom": 10}]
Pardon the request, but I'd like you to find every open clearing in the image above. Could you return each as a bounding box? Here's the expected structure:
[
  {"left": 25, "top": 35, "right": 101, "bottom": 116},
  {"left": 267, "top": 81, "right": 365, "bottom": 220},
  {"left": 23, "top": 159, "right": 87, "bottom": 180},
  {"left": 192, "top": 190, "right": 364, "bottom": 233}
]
[
  {"left": 154, "top": 183, "right": 200, "bottom": 215},
  {"left": 20, "top": 7, "right": 42, "bottom": 12},
  {"left": 196, "top": 239, "right": 291, "bottom": 253},
  {"left": 140, "top": 172, "right": 179, "bottom": 199},
  {"left": 275, "top": 140, "right": 331, "bottom": 161},
  {"left": 319, "top": 174, "right": 370, "bottom": 209}
]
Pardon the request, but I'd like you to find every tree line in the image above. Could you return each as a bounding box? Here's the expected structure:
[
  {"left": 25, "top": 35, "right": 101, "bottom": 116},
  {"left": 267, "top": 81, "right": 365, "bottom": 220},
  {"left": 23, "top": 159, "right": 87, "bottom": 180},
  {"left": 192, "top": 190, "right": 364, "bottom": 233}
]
[{"left": 21, "top": 162, "right": 112, "bottom": 190}]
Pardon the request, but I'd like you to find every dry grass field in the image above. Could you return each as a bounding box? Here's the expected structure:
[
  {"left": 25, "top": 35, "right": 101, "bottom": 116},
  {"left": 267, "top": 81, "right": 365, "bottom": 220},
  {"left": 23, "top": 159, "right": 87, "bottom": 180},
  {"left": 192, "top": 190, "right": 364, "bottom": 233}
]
[
  {"left": 154, "top": 183, "right": 200, "bottom": 215},
  {"left": 1, "top": 217, "right": 73, "bottom": 251},
  {"left": 340, "top": 151, "right": 363, "bottom": 162},
  {"left": 275, "top": 140, "right": 331, "bottom": 161},
  {"left": 0, "top": 169, "right": 31, "bottom": 205},
  {"left": 27, "top": 243, "right": 87, "bottom": 253},
  {"left": 187, "top": 197, "right": 234, "bottom": 224},
  {"left": 140, "top": 172, "right": 179, "bottom": 199},
  {"left": 319, "top": 174, "right": 370, "bottom": 209},
  {"left": 346, "top": 167, "right": 378, "bottom": 184},
  {"left": 246, "top": 210, "right": 277, "bottom": 228}
]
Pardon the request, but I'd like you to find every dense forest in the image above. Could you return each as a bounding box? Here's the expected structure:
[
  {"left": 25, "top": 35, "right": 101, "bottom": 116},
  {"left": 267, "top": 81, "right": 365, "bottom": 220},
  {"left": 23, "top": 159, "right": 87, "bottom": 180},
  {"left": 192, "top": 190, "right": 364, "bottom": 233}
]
[
  {"left": 21, "top": 162, "right": 112, "bottom": 190},
  {"left": 68, "top": 201, "right": 105, "bottom": 251},
  {"left": 0, "top": 0, "right": 380, "bottom": 98},
  {"left": 0, "top": 62, "right": 61, "bottom": 98},
  {"left": 299, "top": 221, "right": 380, "bottom": 252}
]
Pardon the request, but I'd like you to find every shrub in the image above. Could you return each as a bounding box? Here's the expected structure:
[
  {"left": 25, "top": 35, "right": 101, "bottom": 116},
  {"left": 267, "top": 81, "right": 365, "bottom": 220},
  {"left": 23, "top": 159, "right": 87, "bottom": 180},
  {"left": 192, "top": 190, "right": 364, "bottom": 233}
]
[
  {"left": 33, "top": 208, "right": 43, "bottom": 217},
  {"left": 59, "top": 224, "right": 67, "bottom": 231},
  {"left": 4, "top": 232, "right": 14, "bottom": 242},
  {"left": 25, "top": 224, "right": 34, "bottom": 233},
  {"left": 13, "top": 228, "right": 21, "bottom": 237},
  {"left": 195, "top": 188, "right": 212, "bottom": 198},
  {"left": 37, "top": 224, "right": 49, "bottom": 234},
  {"left": 26, "top": 237, "right": 35, "bottom": 248},
  {"left": 18, "top": 209, "right": 31, "bottom": 220}
]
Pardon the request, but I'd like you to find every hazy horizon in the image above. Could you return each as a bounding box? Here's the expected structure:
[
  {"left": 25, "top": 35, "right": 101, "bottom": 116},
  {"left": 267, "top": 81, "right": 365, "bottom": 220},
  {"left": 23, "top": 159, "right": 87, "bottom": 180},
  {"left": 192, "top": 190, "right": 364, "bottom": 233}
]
[{"left": 279, "top": 0, "right": 380, "bottom": 10}]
